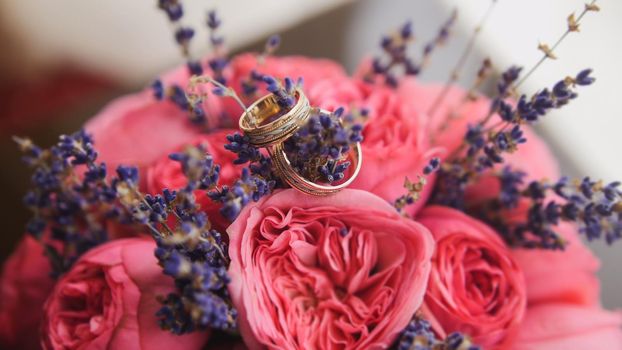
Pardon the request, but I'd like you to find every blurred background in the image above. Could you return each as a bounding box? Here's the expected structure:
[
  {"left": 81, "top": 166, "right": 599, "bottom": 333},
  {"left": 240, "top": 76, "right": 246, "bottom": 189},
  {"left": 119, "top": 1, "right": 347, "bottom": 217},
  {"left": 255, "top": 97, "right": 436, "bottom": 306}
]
[{"left": 1, "top": 0, "right": 620, "bottom": 307}]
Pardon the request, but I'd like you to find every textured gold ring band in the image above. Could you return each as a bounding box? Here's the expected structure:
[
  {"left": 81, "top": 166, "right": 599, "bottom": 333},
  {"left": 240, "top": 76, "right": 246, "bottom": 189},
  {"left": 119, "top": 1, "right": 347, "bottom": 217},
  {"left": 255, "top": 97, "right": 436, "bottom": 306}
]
[
  {"left": 239, "top": 88, "right": 311, "bottom": 147},
  {"left": 268, "top": 122, "right": 362, "bottom": 196}
]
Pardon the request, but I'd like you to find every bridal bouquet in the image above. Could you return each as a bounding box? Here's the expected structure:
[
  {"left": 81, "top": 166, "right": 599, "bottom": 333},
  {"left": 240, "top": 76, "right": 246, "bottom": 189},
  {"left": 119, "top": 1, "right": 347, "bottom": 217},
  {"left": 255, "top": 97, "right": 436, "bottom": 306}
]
[{"left": 2, "top": 1, "right": 620, "bottom": 349}]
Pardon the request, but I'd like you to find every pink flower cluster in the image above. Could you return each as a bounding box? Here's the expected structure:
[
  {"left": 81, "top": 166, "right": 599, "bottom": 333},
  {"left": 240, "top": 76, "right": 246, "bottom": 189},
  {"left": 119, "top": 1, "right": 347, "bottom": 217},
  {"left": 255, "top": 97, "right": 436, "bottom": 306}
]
[{"left": 1, "top": 54, "right": 620, "bottom": 350}]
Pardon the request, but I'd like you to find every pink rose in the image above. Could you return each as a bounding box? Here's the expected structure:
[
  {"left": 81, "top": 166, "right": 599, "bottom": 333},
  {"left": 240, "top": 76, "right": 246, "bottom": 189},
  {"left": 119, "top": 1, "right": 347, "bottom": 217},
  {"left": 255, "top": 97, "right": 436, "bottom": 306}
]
[
  {"left": 227, "top": 189, "right": 434, "bottom": 349},
  {"left": 85, "top": 63, "right": 224, "bottom": 184},
  {"left": 511, "top": 303, "right": 622, "bottom": 350},
  {"left": 0, "top": 235, "right": 55, "bottom": 350},
  {"left": 417, "top": 206, "right": 527, "bottom": 349},
  {"left": 146, "top": 129, "right": 243, "bottom": 232},
  {"left": 350, "top": 79, "right": 438, "bottom": 214},
  {"left": 41, "top": 238, "right": 209, "bottom": 350},
  {"left": 86, "top": 91, "right": 199, "bottom": 176}
]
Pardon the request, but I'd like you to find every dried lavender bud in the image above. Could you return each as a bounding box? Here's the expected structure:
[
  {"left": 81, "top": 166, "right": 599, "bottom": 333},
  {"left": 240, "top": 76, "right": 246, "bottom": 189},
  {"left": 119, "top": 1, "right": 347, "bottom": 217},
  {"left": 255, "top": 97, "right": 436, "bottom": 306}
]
[
  {"left": 282, "top": 108, "right": 364, "bottom": 184},
  {"left": 396, "top": 316, "right": 480, "bottom": 350}
]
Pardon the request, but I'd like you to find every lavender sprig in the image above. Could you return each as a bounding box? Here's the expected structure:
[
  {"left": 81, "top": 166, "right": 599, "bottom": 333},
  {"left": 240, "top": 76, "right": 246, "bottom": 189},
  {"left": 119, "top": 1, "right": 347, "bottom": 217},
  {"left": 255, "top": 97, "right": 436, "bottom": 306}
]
[
  {"left": 17, "top": 129, "right": 238, "bottom": 331},
  {"left": 394, "top": 157, "right": 441, "bottom": 213},
  {"left": 514, "top": 1, "right": 599, "bottom": 89},
  {"left": 111, "top": 146, "right": 237, "bottom": 333},
  {"left": 15, "top": 131, "right": 124, "bottom": 276},
  {"left": 367, "top": 11, "right": 457, "bottom": 87},
  {"left": 156, "top": 0, "right": 202, "bottom": 75},
  {"left": 421, "top": 9, "right": 458, "bottom": 67},
  {"left": 206, "top": 10, "right": 228, "bottom": 84},
  {"left": 152, "top": 7, "right": 233, "bottom": 128},
  {"left": 282, "top": 108, "right": 364, "bottom": 184},
  {"left": 366, "top": 21, "right": 418, "bottom": 86},
  {"left": 484, "top": 2, "right": 598, "bottom": 122},
  {"left": 396, "top": 317, "right": 480, "bottom": 350},
  {"left": 208, "top": 167, "right": 273, "bottom": 221},
  {"left": 262, "top": 75, "right": 300, "bottom": 109},
  {"left": 482, "top": 172, "right": 621, "bottom": 249},
  {"left": 151, "top": 80, "right": 208, "bottom": 126},
  {"left": 240, "top": 37, "right": 284, "bottom": 98},
  {"left": 432, "top": 69, "right": 595, "bottom": 210},
  {"left": 476, "top": 69, "right": 593, "bottom": 166},
  {"left": 258, "top": 34, "right": 281, "bottom": 64},
  {"left": 427, "top": 0, "right": 499, "bottom": 117}
]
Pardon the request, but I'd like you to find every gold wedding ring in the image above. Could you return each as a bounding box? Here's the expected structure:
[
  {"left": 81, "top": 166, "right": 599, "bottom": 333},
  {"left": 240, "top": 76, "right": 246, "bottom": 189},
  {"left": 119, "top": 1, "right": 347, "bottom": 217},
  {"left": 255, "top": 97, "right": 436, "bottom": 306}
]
[
  {"left": 239, "top": 88, "right": 311, "bottom": 147},
  {"left": 267, "top": 109, "right": 363, "bottom": 196},
  {"left": 239, "top": 89, "right": 362, "bottom": 196}
]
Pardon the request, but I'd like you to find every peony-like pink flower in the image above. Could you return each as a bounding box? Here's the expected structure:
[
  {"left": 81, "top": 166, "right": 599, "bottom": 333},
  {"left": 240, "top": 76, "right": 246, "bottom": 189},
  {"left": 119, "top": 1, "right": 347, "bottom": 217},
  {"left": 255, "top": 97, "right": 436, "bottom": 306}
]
[
  {"left": 350, "top": 79, "right": 438, "bottom": 215},
  {"left": 146, "top": 129, "right": 243, "bottom": 232},
  {"left": 227, "top": 189, "right": 435, "bottom": 349},
  {"left": 85, "top": 63, "right": 225, "bottom": 182},
  {"left": 86, "top": 90, "right": 200, "bottom": 181},
  {"left": 0, "top": 235, "right": 56, "bottom": 350},
  {"left": 417, "top": 206, "right": 527, "bottom": 349},
  {"left": 511, "top": 303, "right": 622, "bottom": 350},
  {"left": 41, "top": 238, "right": 209, "bottom": 350}
]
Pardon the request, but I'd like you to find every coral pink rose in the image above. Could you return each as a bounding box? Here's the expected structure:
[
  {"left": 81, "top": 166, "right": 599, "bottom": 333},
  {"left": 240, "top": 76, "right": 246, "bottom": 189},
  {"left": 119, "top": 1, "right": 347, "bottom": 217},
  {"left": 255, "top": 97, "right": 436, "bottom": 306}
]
[
  {"left": 146, "top": 129, "right": 243, "bottom": 232},
  {"left": 511, "top": 303, "right": 622, "bottom": 350},
  {"left": 85, "top": 91, "right": 199, "bottom": 177},
  {"left": 417, "top": 206, "right": 527, "bottom": 349},
  {"left": 41, "top": 238, "right": 209, "bottom": 350},
  {"left": 350, "top": 79, "right": 438, "bottom": 215},
  {"left": 0, "top": 235, "right": 55, "bottom": 350},
  {"left": 85, "top": 62, "right": 224, "bottom": 184},
  {"left": 227, "top": 189, "right": 434, "bottom": 349}
]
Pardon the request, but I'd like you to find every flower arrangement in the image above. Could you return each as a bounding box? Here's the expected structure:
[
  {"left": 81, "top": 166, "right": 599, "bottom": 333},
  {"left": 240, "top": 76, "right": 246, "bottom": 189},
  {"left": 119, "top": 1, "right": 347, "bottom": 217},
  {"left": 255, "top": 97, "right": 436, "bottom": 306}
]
[{"left": 2, "top": 1, "right": 621, "bottom": 349}]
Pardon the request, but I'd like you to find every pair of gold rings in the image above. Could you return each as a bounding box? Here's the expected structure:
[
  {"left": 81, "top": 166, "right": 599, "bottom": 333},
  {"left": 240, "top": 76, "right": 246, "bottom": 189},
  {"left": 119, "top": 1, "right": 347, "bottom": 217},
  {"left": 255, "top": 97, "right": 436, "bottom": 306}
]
[{"left": 238, "top": 88, "right": 362, "bottom": 196}]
